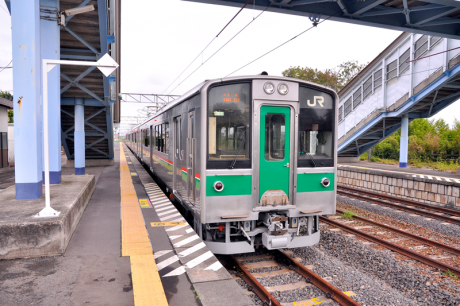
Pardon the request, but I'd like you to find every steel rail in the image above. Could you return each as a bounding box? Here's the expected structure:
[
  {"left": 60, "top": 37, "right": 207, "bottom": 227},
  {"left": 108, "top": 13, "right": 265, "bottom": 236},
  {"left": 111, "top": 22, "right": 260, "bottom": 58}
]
[
  {"left": 320, "top": 216, "right": 460, "bottom": 277},
  {"left": 338, "top": 185, "right": 460, "bottom": 216},
  {"left": 337, "top": 187, "right": 460, "bottom": 226},
  {"left": 275, "top": 250, "right": 361, "bottom": 306},
  {"left": 230, "top": 255, "right": 281, "bottom": 306},
  {"left": 335, "top": 209, "right": 460, "bottom": 256}
]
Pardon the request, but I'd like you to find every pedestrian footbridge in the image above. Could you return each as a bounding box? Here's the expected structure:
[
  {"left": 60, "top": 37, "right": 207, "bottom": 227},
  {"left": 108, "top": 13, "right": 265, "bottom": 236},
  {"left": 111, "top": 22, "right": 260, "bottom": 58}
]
[{"left": 338, "top": 32, "right": 460, "bottom": 165}]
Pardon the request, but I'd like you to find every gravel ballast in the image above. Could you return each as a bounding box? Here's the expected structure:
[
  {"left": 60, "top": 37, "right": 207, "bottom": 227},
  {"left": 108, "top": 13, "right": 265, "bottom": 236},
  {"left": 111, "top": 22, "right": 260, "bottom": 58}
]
[
  {"left": 293, "top": 228, "right": 460, "bottom": 306},
  {"left": 337, "top": 194, "right": 460, "bottom": 240}
]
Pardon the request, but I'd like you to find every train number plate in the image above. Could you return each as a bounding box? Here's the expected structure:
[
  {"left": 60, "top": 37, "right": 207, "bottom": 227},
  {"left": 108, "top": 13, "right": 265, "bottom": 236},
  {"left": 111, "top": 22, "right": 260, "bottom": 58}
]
[{"left": 151, "top": 221, "right": 185, "bottom": 227}]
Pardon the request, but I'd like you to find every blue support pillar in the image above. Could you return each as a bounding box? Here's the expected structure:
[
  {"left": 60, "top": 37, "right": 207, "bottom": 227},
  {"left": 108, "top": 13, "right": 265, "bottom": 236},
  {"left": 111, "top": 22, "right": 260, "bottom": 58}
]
[
  {"left": 11, "top": 0, "right": 43, "bottom": 199},
  {"left": 399, "top": 115, "right": 409, "bottom": 168},
  {"left": 41, "top": 0, "right": 61, "bottom": 184},
  {"left": 75, "top": 99, "right": 85, "bottom": 175}
]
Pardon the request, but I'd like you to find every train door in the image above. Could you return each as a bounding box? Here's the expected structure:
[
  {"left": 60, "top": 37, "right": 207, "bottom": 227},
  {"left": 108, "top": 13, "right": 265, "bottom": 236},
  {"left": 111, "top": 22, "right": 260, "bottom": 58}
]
[
  {"left": 173, "top": 116, "right": 182, "bottom": 194},
  {"left": 187, "top": 111, "right": 196, "bottom": 205},
  {"left": 256, "top": 104, "right": 296, "bottom": 208},
  {"left": 149, "top": 126, "right": 153, "bottom": 169}
]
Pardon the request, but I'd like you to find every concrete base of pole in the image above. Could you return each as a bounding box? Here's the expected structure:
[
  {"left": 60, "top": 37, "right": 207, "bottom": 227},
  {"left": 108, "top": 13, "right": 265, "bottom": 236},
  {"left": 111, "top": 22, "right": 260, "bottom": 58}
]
[
  {"left": 0, "top": 175, "right": 95, "bottom": 260},
  {"left": 64, "top": 159, "right": 114, "bottom": 168}
]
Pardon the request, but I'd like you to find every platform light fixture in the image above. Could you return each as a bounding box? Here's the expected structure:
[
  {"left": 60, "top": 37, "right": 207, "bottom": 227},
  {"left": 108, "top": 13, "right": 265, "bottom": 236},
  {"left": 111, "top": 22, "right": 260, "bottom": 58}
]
[
  {"left": 36, "top": 54, "right": 119, "bottom": 218},
  {"left": 59, "top": 4, "right": 95, "bottom": 26}
]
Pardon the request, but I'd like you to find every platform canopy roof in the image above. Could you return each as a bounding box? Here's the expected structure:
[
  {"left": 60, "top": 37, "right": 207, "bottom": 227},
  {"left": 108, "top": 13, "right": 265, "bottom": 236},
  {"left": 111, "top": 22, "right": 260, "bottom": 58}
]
[{"left": 185, "top": 0, "right": 460, "bottom": 39}]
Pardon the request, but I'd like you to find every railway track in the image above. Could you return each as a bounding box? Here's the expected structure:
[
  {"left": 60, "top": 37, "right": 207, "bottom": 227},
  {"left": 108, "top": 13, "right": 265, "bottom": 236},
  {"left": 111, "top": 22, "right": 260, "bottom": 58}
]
[
  {"left": 337, "top": 185, "right": 460, "bottom": 226},
  {"left": 228, "top": 250, "right": 361, "bottom": 306},
  {"left": 320, "top": 214, "right": 460, "bottom": 277}
]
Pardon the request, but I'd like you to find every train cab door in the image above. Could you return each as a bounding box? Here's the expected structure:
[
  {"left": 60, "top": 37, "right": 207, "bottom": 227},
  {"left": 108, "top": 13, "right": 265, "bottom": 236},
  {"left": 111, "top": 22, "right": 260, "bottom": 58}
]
[
  {"left": 255, "top": 103, "right": 296, "bottom": 209},
  {"left": 187, "top": 111, "right": 196, "bottom": 205}
]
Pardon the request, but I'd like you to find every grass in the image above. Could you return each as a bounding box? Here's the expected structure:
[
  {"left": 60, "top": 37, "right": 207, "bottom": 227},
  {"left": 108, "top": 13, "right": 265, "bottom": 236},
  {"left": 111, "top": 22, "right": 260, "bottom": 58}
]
[
  {"left": 441, "top": 269, "right": 458, "bottom": 279},
  {"left": 342, "top": 209, "right": 357, "bottom": 219},
  {"left": 362, "top": 155, "right": 459, "bottom": 172}
]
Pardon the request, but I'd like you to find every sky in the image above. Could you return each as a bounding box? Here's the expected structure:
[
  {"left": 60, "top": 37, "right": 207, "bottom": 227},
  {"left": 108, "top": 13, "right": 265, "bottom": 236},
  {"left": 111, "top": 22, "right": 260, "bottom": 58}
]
[{"left": 0, "top": 0, "right": 459, "bottom": 131}]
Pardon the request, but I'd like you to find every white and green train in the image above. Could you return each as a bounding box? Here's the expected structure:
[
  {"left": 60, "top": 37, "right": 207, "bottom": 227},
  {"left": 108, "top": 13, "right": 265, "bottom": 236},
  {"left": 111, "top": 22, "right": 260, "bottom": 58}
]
[{"left": 125, "top": 74, "right": 337, "bottom": 254}]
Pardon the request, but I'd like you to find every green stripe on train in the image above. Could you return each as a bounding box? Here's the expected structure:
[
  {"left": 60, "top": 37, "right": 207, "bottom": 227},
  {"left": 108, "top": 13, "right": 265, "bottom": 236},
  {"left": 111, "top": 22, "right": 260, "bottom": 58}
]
[
  {"left": 206, "top": 175, "right": 252, "bottom": 196},
  {"left": 297, "top": 172, "right": 334, "bottom": 192}
]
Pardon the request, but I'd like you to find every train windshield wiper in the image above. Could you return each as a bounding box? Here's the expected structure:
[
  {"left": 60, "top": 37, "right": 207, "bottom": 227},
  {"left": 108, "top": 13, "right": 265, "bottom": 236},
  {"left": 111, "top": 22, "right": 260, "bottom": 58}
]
[
  {"left": 307, "top": 152, "right": 316, "bottom": 167},
  {"left": 229, "top": 128, "right": 246, "bottom": 169}
]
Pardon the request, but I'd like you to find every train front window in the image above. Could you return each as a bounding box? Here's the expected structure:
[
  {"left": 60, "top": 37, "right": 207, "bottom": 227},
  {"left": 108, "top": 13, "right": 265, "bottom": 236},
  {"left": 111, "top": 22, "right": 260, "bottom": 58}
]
[
  {"left": 265, "top": 114, "right": 285, "bottom": 161},
  {"left": 298, "top": 86, "right": 335, "bottom": 167},
  {"left": 208, "top": 83, "right": 251, "bottom": 168}
]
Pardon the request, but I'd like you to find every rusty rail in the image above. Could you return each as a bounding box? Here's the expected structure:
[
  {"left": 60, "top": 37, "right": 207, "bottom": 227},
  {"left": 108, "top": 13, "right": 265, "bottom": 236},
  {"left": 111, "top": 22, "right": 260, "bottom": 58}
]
[
  {"left": 230, "top": 255, "right": 281, "bottom": 306},
  {"left": 337, "top": 186, "right": 460, "bottom": 226},
  {"left": 320, "top": 216, "right": 460, "bottom": 277},
  {"left": 335, "top": 209, "right": 460, "bottom": 256},
  {"left": 275, "top": 250, "right": 361, "bottom": 306}
]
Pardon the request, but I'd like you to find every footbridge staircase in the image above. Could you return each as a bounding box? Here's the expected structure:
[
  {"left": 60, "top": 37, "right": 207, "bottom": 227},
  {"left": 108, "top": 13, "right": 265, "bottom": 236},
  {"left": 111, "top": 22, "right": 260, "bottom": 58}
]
[{"left": 338, "top": 32, "right": 460, "bottom": 157}]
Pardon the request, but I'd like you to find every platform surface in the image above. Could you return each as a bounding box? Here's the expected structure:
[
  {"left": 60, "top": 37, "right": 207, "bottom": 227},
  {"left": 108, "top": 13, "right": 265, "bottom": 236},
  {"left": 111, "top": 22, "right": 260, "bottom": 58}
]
[
  {"left": 0, "top": 143, "right": 253, "bottom": 306},
  {"left": 340, "top": 161, "right": 460, "bottom": 180}
]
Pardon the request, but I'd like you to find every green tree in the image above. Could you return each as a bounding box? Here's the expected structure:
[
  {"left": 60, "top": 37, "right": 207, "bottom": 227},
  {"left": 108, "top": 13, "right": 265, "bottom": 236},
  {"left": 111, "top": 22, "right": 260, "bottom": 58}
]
[
  {"left": 1, "top": 91, "right": 13, "bottom": 123},
  {"left": 0, "top": 91, "right": 13, "bottom": 101},
  {"left": 337, "top": 60, "right": 367, "bottom": 88},
  {"left": 281, "top": 60, "right": 366, "bottom": 92}
]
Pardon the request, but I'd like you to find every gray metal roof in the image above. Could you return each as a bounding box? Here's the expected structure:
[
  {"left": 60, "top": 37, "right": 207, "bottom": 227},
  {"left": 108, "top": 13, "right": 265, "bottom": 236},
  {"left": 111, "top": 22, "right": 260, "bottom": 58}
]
[
  {"left": 0, "top": 97, "right": 13, "bottom": 109},
  {"left": 185, "top": 0, "right": 460, "bottom": 39}
]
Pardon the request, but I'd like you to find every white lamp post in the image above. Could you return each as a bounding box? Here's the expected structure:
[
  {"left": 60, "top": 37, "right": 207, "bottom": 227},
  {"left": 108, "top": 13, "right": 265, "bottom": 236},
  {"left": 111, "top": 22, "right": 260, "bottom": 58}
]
[{"left": 36, "top": 54, "right": 119, "bottom": 218}]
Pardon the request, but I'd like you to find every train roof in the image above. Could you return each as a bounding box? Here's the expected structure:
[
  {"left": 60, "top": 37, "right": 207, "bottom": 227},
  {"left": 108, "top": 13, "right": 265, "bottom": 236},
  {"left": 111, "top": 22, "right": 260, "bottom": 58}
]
[{"left": 127, "top": 75, "right": 338, "bottom": 133}]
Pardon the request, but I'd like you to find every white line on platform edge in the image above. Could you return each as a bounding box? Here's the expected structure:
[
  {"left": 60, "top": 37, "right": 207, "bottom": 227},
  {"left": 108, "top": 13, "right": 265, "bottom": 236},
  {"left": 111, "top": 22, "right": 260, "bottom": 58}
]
[
  {"left": 178, "top": 242, "right": 206, "bottom": 257},
  {"left": 157, "top": 255, "right": 180, "bottom": 271}
]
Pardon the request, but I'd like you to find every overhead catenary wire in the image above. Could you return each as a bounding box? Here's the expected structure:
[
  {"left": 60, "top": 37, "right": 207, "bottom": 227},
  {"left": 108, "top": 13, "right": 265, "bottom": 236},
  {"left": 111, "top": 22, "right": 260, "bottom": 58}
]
[
  {"left": 167, "top": 2, "right": 273, "bottom": 95},
  {"left": 225, "top": 0, "right": 361, "bottom": 78},
  {"left": 407, "top": 46, "right": 460, "bottom": 63},
  {"left": 161, "top": 0, "right": 253, "bottom": 94},
  {"left": 0, "top": 60, "right": 12, "bottom": 73}
]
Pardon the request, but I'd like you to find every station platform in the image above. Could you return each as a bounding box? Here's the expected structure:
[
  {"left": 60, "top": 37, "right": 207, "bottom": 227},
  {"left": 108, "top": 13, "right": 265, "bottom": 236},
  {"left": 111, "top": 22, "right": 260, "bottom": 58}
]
[
  {"left": 340, "top": 161, "right": 460, "bottom": 180},
  {"left": 0, "top": 142, "right": 253, "bottom": 306},
  {"left": 338, "top": 161, "right": 460, "bottom": 209}
]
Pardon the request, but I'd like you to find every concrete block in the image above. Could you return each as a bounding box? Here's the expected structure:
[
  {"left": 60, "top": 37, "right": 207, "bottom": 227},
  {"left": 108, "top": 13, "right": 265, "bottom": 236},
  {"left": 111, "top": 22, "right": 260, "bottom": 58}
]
[
  {"left": 365, "top": 174, "right": 369, "bottom": 181},
  {"left": 384, "top": 185, "right": 389, "bottom": 193},
  {"left": 397, "top": 178, "right": 402, "bottom": 187},
  {"left": 402, "top": 180, "right": 408, "bottom": 188},
  {"left": 422, "top": 192, "right": 428, "bottom": 200},
  {"left": 428, "top": 193, "right": 435, "bottom": 201},
  {"left": 441, "top": 195, "right": 447, "bottom": 204},
  {"left": 453, "top": 187, "right": 459, "bottom": 197},
  {"left": 395, "top": 187, "right": 400, "bottom": 195},
  {"left": 416, "top": 191, "right": 422, "bottom": 199},
  {"left": 446, "top": 186, "right": 452, "bottom": 196},
  {"left": 389, "top": 185, "right": 394, "bottom": 193},
  {"left": 431, "top": 184, "right": 437, "bottom": 193},
  {"left": 383, "top": 177, "right": 388, "bottom": 184},
  {"left": 378, "top": 176, "right": 382, "bottom": 183},
  {"left": 0, "top": 175, "right": 95, "bottom": 260},
  {"left": 410, "top": 189, "right": 416, "bottom": 198},
  {"left": 448, "top": 196, "right": 456, "bottom": 206},
  {"left": 419, "top": 182, "right": 425, "bottom": 191},
  {"left": 456, "top": 198, "right": 460, "bottom": 207},
  {"left": 425, "top": 183, "right": 431, "bottom": 192},
  {"left": 435, "top": 194, "right": 442, "bottom": 203},
  {"left": 408, "top": 180, "right": 413, "bottom": 189},
  {"left": 438, "top": 185, "right": 445, "bottom": 194}
]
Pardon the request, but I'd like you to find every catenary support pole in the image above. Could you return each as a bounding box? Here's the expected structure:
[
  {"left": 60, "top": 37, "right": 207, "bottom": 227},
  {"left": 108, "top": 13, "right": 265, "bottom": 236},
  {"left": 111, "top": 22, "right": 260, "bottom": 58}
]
[
  {"left": 399, "top": 115, "right": 409, "bottom": 168},
  {"left": 41, "top": 0, "right": 61, "bottom": 184},
  {"left": 75, "top": 99, "right": 85, "bottom": 175},
  {"left": 12, "top": 0, "right": 43, "bottom": 199}
]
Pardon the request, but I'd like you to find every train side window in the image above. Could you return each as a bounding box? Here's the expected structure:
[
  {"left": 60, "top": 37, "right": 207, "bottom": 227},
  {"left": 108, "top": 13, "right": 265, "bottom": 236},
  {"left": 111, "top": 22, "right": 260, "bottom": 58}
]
[
  {"left": 207, "top": 82, "right": 251, "bottom": 169},
  {"left": 298, "top": 86, "right": 335, "bottom": 167}
]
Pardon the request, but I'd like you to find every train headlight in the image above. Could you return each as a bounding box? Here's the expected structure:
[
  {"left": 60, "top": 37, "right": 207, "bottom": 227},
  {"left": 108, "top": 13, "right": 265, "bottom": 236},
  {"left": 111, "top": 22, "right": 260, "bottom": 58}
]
[
  {"left": 278, "top": 83, "right": 289, "bottom": 95},
  {"left": 213, "top": 181, "right": 224, "bottom": 192},
  {"left": 321, "top": 178, "right": 331, "bottom": 187},
  {"left": 263, "top": 82, "right": 275, "bottom": 95}
]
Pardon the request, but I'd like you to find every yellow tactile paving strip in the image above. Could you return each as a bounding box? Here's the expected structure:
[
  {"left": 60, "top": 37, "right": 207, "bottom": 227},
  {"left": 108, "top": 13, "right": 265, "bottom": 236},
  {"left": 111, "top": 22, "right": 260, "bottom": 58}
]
[{"left": 120, "top": 143, "right": 168, "bottom": 306}]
